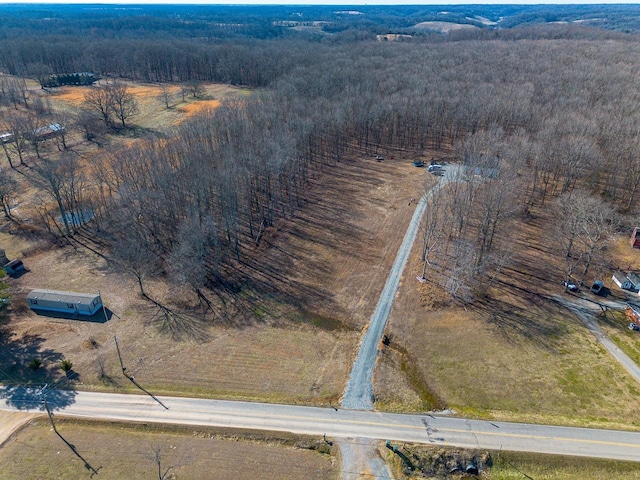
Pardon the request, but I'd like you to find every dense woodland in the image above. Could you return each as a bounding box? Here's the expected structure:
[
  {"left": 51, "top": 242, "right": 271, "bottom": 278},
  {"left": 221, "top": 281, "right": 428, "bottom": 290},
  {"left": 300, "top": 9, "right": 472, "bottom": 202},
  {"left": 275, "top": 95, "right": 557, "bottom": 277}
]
[{"left": 0, "top": 4, "right": 638, "bottom": 310}]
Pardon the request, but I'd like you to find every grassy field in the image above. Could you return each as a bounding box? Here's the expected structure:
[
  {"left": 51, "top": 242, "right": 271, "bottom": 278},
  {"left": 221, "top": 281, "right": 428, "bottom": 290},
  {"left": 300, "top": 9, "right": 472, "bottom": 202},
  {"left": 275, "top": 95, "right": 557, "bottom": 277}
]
[
  {"left": 46, "top": 80, "right": 247, "bottom": 129},
  {"left": 0, "top": 418, "right": 338, "bottom": 480}
]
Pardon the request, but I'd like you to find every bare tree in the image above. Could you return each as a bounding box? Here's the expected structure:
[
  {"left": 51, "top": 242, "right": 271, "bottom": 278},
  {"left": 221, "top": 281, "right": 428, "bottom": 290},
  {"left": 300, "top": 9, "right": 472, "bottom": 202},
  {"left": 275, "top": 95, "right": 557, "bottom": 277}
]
[
  {"left": 158, "top": 84, "right": 174, "bottom": 109},
  {"left": 33, "top": 157, "right": 75, "bottom": 237},
  {"left": 168, "top": 216, "right": 220, "bottom": 310},
  {"left": 420, "top": 186, "right": 445, "bottom": 280},
  {"left": 2, "top": 113, "right": 30, "bottom": 166},
  {"left": 445, "top": 239, "right": 476, "bottom": 305},
  {"left": 553, "top": 191, "right": 618, "bottom": 284},
  {"left": 108, "top": 83, "right": 139, "bottom": 128},
  {"left": 84, "top": 86, "right": 113, "bottom": 128},
  {"left": 143, "top": 445, "right": 178, "bottom": 480},
  {"left": 111, "top": 231, "right": 160, "bottom": 297},
  {"left": 75, "top": 107, "right": 106, "bottom": 143},
  {"left": 0, "top": 170, "right": 18, "bottom": 219},
  {"left": 23, "top": 112, "right": 48, "bottom": 159},
  {"left": 5, "top": 78, "right": 28, "bottom": 109},
  {"left": 186, "top": 80, "right": 204, "bottom": 98}
]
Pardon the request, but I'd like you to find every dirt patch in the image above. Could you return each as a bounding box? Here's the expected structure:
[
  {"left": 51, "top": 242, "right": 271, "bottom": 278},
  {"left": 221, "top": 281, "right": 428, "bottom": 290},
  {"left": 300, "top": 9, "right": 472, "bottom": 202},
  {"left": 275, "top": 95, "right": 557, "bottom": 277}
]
[
  {"left": 0, "top": 411, "right": 38, "bottom": 448},
  {"left": 0, "top": 418, "right": 338, "bottom": 479}
]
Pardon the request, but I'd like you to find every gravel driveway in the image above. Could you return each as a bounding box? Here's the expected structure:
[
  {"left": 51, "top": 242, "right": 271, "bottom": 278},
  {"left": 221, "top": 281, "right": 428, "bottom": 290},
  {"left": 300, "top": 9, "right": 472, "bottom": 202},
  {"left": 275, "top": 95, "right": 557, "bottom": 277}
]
[
  {"left": 341, "top": 165, "right": 461, "bottom": 410},
  {"left": 339, "top": 164, "right": 461, "bottom": 479}
]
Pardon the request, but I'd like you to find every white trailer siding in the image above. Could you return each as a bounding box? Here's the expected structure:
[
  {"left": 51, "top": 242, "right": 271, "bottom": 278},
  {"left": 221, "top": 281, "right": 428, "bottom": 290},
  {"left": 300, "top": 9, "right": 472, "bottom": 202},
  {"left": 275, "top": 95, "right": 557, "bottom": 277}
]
[{"left": 27, "top": 289, "right": 102, "bottom": 316}]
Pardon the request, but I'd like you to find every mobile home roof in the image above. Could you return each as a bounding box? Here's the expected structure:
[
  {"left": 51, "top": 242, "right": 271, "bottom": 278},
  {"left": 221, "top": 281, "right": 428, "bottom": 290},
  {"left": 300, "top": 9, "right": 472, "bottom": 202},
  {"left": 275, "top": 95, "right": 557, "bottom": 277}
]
[{"left": 27, "top": 289, "right": 99, "bottom": 305}]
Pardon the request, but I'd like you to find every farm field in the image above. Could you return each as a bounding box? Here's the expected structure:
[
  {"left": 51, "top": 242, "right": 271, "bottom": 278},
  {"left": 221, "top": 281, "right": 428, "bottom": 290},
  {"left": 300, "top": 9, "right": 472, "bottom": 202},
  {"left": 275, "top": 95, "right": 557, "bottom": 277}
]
[{"left": 0, "top": 417, "right": 338, "bottom": 480}]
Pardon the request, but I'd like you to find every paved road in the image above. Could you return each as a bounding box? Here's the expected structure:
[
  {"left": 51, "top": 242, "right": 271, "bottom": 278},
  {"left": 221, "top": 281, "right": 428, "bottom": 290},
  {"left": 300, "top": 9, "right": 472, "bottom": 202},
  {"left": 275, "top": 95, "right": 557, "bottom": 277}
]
[
  {"left": 554, "top": 294, "right": 640, "bottom": 383},
  {"left": 3, "top": 388, "right": 640, "bottom": 462},
  {"left": 342, "top": 165, "right": 460, "bottom": 410}
]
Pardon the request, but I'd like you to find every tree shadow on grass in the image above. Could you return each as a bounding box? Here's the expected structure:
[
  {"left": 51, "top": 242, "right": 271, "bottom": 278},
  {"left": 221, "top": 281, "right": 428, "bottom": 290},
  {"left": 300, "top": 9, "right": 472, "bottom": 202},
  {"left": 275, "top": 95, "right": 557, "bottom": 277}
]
[
  {"left": 472, "top": 296, "right": 569, "bottom": 352},
  {"left": 139, "top": 296, "right": 210, "bottom": 342},
  {"left": 0, "top": 327, "right": 77, "bottom": 411}
]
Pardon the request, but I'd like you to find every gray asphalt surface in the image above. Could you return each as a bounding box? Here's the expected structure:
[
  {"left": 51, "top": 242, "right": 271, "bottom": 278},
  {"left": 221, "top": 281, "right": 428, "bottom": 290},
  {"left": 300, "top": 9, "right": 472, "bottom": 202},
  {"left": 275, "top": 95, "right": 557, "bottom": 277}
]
[
  {"left": 3, "top": 388, "right": 640, "bottom": 462},
  {"left": 341, "top": 166, "right": 459, "bottom": 410}
]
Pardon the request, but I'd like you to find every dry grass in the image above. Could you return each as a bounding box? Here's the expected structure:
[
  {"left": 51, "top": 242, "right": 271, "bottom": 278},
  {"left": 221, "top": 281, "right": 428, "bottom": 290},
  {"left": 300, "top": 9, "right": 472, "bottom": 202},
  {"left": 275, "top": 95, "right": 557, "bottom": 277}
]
[
  {"left": 0, "top": 418, "right": 338, "bottom": 480},
  {"left": 609, "top": 233, "right": 640, "bottom": 274},
  {"left": 489, "top": 450, "right": 640, "bottom": 479},
  {"left": 601, "top": 310, "right": 640, "bottom": 366},
  {"left": 380, "top": 204, "right": 640, "bottom": 429},
  {"left": 4, "top": 244, "right": 358, "bottom": 403},
  {"left": 179, "top": 99, "right": 221, "bottom": 117},
  {"left": 43, "top": 80, "right": 244, "bottom": 129}
]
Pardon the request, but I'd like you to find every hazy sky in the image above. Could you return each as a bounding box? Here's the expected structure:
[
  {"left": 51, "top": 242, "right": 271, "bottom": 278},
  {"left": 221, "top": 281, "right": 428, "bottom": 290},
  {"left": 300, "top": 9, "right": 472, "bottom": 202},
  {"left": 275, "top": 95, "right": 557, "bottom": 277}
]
[{"left": 0, "top": 0, "right": 635, "bottom": 5}]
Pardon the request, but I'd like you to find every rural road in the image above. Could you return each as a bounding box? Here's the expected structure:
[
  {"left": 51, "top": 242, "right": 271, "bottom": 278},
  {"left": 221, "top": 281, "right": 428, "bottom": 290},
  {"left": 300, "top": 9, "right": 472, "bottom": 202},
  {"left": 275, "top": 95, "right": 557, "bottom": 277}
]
[
  {"left": 3, "top": 388, "right": 640, "bottom": 462},
  {"left": 342, "top": 165, "right": 460, "bottom": 410},
  {"left": 554, "top": 294, "right": 640, "bottom": 383}
]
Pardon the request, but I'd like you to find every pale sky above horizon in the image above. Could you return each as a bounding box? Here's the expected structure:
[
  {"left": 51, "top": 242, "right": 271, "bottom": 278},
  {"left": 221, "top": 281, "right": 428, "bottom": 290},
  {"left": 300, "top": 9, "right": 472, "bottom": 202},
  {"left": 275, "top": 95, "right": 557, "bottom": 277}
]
[{"left": 0, "top": 0, "right": 637, "bottom": 5}]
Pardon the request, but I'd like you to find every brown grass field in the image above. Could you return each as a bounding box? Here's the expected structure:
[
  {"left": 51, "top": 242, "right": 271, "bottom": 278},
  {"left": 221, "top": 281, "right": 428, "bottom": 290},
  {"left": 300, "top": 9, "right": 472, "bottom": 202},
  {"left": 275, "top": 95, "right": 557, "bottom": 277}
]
[
  {"left": 46, "top": 80, "right": 246, "bottom": 129},
  {"left": 0, "top": 417, "right": 338, "bottom": 480}
]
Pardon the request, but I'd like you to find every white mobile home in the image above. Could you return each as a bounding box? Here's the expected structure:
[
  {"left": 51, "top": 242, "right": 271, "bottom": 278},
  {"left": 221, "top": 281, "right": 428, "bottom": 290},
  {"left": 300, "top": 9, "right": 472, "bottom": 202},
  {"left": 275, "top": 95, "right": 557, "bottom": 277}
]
[
  {"left": 27, "top": 289, "right": 102, "bottom": 316},
  {"left": 612, "top": 272, "right": 640, "bottom": 292}
]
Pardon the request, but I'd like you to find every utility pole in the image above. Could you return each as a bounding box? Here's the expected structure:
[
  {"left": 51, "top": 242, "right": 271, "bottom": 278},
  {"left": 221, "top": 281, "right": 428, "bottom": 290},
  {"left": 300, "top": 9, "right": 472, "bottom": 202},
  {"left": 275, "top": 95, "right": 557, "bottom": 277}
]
[
  {"left": 113, "top": 336, "right": 168, "bottom": 410},
  {"left": 114, "top": 335, "right": 126, "bottom": 373}
]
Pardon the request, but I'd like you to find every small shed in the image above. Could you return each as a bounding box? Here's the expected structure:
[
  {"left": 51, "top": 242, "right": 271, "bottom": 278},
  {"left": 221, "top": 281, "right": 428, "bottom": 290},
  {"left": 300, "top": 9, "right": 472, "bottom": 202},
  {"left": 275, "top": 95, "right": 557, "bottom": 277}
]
[
  {"left": 27, "top": 289, "right": 102, "bottom": 316},
  {"left": 627, "top": 304, "right": 640, "bottom": 325},
  {"left": 4, "top": 259, "right": 25, "bottom": 276},
  {"left": 631, "top": 227, "right": 640, "bottom": 249}
]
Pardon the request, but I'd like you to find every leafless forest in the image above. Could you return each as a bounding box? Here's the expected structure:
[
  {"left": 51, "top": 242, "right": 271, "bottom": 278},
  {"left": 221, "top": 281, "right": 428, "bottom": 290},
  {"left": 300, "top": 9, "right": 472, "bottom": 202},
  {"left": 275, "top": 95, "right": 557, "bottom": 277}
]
[{"left": 0, "top": 5, "right": 638, "bottom": 312}]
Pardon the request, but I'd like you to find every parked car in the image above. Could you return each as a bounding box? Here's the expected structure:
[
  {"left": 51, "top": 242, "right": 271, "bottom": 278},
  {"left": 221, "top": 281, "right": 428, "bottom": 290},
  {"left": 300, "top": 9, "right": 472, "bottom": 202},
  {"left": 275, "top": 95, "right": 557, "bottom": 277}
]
[
  {"left": 562, "top": 280, "right": 580, "bottom": 292},
  {"left": 590, "top": 280, "right": 604, "bottom": 295},
  {"left": 629, "top": 322, "right": 640, "bottom": 332},
  {"left": 427, "top": 164, "right": 443, "bottom": 173}
]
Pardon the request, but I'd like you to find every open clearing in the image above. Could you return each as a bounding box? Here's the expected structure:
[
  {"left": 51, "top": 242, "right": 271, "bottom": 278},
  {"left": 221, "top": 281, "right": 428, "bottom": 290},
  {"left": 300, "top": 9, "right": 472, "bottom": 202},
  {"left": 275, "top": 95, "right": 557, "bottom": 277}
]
[
  {"left": 46, "top": 80, "right": 247, "bottom": 129},
  {"left": 0, "top": 418, "right": 337, "bottom": 480}
]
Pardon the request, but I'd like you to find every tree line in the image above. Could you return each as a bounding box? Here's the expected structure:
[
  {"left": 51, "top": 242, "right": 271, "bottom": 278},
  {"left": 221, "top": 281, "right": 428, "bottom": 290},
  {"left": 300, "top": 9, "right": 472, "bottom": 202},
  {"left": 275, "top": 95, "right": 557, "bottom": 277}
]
[{"left": 1, "top": 31, "right": 638, "bottom": 308}]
